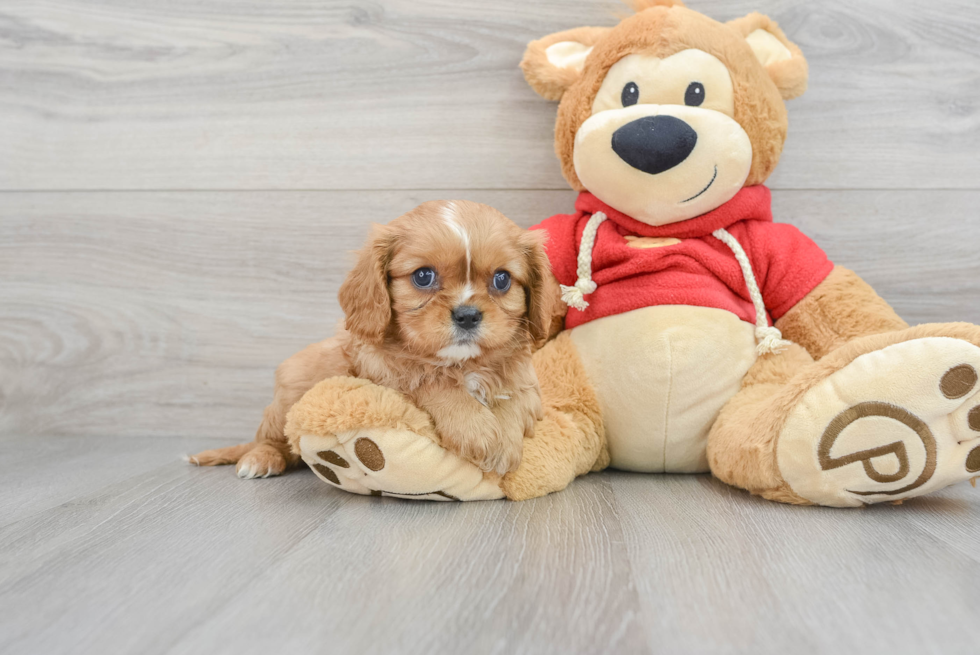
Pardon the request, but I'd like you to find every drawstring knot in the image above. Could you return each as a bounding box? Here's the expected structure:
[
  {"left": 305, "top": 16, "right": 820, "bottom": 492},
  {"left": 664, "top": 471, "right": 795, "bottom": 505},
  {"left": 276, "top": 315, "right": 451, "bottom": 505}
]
[
  {"left": 755, "top": 325, "right": 790, "bottom": 356},
  {"left": 560, "top": 278, "right": 598, "bottom": 311},
  {"left": 561, "top": 211, "right": 607, "bottom": 311},
  {"left": 712, "top": 228, "right": 793, "bottom": 356}
]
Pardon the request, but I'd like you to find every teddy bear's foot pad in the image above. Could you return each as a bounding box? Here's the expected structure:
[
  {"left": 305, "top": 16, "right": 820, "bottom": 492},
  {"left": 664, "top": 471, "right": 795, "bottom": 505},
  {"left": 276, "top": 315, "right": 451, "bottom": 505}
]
[
  {"left": 778, "top": 337, "right": 980, "bottom": 507},
  {"left": 297, "top": 428, "right": 505, "bottom": 502}
]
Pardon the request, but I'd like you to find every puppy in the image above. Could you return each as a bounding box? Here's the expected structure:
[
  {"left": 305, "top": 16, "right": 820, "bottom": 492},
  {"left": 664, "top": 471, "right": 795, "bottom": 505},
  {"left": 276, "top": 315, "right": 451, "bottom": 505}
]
[{"left": 190, "top": 200, "right": 561, "bottom": 478}]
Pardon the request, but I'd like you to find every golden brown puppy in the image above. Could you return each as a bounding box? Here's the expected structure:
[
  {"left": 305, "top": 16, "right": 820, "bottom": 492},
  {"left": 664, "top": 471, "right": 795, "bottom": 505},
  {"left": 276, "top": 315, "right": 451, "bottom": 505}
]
[{"left": 190, "top": 200, "right": 559, "bottom": 478}]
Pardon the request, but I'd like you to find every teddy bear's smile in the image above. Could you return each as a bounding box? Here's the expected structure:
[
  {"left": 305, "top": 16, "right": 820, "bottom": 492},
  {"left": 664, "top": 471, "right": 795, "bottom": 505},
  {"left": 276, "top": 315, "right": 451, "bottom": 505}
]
[{"left": 680, "top": 164, "right": 718, "bottom": 203}]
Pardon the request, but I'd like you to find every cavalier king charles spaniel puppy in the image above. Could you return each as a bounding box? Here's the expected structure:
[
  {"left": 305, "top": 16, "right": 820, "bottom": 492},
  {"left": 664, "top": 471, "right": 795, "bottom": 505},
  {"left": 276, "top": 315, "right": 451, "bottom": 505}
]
[{"left": 190, "top": 200, "right": 561, "bottom": 478}]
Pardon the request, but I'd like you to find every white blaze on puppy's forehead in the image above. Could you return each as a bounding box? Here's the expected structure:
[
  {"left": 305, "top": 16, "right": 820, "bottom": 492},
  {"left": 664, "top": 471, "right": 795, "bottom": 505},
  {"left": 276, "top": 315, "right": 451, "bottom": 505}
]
[{"left": 441, "top": 201, "right": 472, "bottom": 284}]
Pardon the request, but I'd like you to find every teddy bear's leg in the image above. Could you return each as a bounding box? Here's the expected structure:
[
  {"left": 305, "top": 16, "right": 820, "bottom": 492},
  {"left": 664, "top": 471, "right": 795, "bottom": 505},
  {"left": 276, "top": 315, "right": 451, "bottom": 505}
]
[
  {"left": 709, "top": 324, "right": 980, "bottom": 507},
  {"left": 287, "top": 377, "right": 506, "bottom": 501},
  {"left": 500, "top": 332, "right": 608, "bottom": 500},
  {"left": 706, "top": 343, "right": 816, "bottom": 504},
  {"left": 286, "top": 332, "right": 607, "bottom": 501}
]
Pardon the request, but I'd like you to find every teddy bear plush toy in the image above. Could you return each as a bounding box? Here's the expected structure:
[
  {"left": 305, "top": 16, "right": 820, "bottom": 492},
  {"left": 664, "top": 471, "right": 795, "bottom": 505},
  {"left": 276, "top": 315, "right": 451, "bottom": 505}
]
[{"left": 285, "top": 0, "right": 980, "bottom": 507}]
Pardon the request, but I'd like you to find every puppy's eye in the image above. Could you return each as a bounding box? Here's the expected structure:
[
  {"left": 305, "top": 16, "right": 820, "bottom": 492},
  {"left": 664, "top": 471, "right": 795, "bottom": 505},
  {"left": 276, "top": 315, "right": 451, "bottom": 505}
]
[
  {"left": 621, "top": 82, "right": 639, "bottom": 107},
  {"left": 491, "top": 270, "right": 511, "bottom": 293},
  {"left": 412, "top": 267, "right": 436, "bottom": 289},
  {"left": 685, "top": 81, "right": 705, "bottom": 107}
]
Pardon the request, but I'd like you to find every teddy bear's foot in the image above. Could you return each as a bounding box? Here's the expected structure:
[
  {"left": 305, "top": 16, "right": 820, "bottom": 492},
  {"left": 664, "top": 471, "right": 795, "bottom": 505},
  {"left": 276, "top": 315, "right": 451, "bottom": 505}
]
[
  {"left": 285, "top": 377, "right": 504, "bottom": 501},
  {"left": 296, "top": 430, "right": 504, "bottom": 501},
  {"left": 778, "top": 336, "right": 980, "bottom": 507}
]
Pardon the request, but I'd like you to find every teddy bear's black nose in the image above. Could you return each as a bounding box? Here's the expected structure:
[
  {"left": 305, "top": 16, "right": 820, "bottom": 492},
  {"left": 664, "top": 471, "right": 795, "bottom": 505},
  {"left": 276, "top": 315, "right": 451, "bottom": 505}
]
[{"left": 611, "top": 115, "right": 698, "bottom": 175}]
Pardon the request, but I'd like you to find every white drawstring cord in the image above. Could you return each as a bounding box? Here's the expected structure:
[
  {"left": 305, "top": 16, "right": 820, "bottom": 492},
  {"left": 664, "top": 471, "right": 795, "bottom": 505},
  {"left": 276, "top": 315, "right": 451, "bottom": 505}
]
[
  {"left": 560, "top": 212, "right": 607, "bottom": 311},
  {"left": 712, "top": 228, "right": 792, "bottom": 355}
]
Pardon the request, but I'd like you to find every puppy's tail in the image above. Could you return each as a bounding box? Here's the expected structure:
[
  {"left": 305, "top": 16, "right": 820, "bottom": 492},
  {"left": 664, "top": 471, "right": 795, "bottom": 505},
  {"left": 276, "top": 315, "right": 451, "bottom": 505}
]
[{"left": 186, "top": 442, "right": 257, "bottom": 466}]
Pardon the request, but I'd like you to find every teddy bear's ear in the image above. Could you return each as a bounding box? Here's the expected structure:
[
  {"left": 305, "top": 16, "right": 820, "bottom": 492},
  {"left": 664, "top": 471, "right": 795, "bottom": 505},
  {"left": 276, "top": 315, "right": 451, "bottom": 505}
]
[
  {"left": 728, "top": 12, "right": 808, "bottom": 100},
  {"left": 520, "top": 26, "right": 611, "bottom": 101}
]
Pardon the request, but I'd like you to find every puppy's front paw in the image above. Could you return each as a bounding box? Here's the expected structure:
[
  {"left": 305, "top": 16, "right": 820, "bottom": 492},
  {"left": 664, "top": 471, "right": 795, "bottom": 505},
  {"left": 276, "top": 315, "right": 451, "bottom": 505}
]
[
  {"left": 457, "top": 425, "right": 523, "bottom": 476},
  {"left": 483, "top": 440, "right": 523, "bottom": 476},
  {"left": 439, "top": 413, "right": 505, "bottom": 474}
]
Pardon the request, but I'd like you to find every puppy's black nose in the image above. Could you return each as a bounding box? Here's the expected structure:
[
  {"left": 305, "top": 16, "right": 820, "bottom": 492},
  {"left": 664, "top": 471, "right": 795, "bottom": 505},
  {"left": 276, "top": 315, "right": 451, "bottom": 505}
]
[
  {"left": 611, "top": 115, "right": 698, "bottom": 175},
  {"left": 451, "top": 306, "right": 483, "bottom": 330}
]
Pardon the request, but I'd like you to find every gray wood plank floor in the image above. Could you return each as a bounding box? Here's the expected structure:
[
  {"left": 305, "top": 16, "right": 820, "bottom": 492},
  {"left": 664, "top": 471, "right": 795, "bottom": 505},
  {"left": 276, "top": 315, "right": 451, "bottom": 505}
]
[
  {"left": 2, "top": 0, "right": 980, "bottom": 652},
  {"left": 1, "top": 437, "right": 978, "bottom": 655}
]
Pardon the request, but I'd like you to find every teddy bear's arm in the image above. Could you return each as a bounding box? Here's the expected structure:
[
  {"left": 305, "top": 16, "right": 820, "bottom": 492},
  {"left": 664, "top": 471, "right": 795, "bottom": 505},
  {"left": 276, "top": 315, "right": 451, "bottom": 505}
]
[{"left": 774, "top": 265, "right": 908, "bottom": 360}]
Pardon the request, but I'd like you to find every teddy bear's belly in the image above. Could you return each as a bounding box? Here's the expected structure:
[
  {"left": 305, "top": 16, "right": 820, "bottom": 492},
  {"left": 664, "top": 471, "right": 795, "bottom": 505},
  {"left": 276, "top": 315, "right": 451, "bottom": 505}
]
[{"left": 569, "top": 305, "right": 758, "bottom": 473}]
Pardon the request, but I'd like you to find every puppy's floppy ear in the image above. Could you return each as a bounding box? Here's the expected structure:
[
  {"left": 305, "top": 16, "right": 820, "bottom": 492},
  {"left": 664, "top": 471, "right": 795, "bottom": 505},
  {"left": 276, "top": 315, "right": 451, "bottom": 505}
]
[
  {"left": 728, "top": 13, "right": 808, "bottom": 100},
  {"left": 339, "top": 224, "right": 396, "bottom": 345},
  {"left": 520, "top": 26, "right": 611, "bottom": 101},
  {"left": 520, "top": 229, "right": 565, "bottom": 348}
]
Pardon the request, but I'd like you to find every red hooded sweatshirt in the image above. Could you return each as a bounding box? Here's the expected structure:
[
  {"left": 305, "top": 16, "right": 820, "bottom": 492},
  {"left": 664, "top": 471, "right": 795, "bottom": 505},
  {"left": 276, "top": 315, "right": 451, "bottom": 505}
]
[{"left": 532, "top": 186, "right": 834, "bottom": 330}]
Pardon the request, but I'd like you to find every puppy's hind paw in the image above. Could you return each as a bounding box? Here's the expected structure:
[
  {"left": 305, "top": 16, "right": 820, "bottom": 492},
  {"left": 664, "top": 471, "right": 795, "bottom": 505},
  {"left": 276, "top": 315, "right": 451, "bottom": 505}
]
[{"left": 235, "top": 445, "right": 287, "bottom": 480}]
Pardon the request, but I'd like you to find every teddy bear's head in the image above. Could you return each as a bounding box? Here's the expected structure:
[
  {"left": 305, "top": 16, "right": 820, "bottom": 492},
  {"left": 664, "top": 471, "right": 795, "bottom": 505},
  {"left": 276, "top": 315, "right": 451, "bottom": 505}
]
[{"left": 521, "top": 0, "right": 808, "bottom": 225}]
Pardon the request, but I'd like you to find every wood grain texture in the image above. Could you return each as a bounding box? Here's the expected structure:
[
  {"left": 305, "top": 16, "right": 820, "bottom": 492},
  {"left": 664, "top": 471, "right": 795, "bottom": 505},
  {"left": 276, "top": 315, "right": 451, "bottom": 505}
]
[
  {"left": 0, "top": 442, "right": 976, "bottom": 655},
  {"left": 167, "top": 475, "right": 645, "bottom": 655},
  {"left": 0, "top": 450, "right": 646, "bottom": 655},
  {"left": 0, "top": 190, "right": 575, "bottom": 439},
  {"left": 1, "top": 0, "right": 979, "bottom": 190},
  {"left": 0, "top": 434, "right": 235, "bottom": 528},
  {"left": 0, "top": 455, "right": 348, "bottom": 655},
  {"left": 609, "top": 473, "right": 980, "bottom": 654},
  {"left": 3, "top": 189, "right": 980, "bottom": 440}
]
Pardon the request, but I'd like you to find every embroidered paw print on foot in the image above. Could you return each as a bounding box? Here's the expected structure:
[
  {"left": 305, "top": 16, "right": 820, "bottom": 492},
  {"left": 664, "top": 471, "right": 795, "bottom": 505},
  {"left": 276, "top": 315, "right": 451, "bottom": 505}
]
[
  {"left": 777, "top": 337, "right": 980, "bottom": 507},
  {"left": 296, "top": 428, "right": 504, "bottom": 502}
]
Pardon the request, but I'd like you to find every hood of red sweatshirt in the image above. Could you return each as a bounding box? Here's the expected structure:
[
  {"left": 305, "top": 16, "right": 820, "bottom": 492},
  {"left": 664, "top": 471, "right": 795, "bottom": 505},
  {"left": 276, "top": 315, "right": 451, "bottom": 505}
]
[
  {"left": 574, "top": 186, "right": 773, "bottom": 239},
  {"left": 532, "top": 184, "right": 834, "bottom": 329}
]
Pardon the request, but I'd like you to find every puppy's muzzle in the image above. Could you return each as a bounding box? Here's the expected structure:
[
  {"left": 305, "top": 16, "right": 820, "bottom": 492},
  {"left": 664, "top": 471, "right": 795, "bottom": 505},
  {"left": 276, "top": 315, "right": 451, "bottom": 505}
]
[
  {"left": 611, "top": 115, "right": 698, "bottom": 176},
  {"left": 451, "top": 305, "right": 483, "bottom": 331}
]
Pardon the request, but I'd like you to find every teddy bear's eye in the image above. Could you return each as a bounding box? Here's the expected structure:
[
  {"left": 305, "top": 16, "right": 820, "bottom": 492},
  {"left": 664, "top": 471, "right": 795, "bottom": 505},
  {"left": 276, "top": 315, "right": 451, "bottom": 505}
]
[
  {"left": 685, "top": 81, "right": 705, "bottom": 107},
  {"left": 621, "top": 82, "right": 639, "bottom": 107}
]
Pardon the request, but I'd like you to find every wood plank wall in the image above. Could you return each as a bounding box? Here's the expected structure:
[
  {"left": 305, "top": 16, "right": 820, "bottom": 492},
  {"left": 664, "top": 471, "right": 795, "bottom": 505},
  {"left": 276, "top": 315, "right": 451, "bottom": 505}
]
[{"left": 2, "top": 0, "right": 979, "bottom": 439}]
